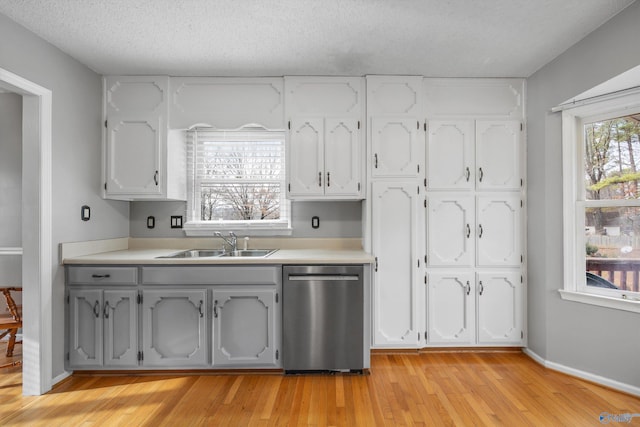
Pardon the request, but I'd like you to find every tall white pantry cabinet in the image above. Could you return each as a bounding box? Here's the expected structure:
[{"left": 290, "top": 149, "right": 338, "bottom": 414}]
[{"left": 368, "top": 77, "right": 526, "bottom": 348}]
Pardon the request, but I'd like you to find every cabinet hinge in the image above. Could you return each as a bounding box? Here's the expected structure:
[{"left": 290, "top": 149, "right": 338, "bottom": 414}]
[
  {"left": 288, "top": 183, "right": 291, "bottom": 192},
  {"left": 276, "top": 293, "right": 279, "bottom": 303},
  {"left": 138, "top": 351, "right": 143, "bottom": 362},
  {"left": 104, "top": 120, "right": 107, "bottom": 128},
  {"left": 521, "top": 331, "right": 524, "bottom": 339},
  {"left": 417, "top": 164, "right": 420, "bottom": 173},
  {"left": 521, "top": 255, "right": 524, "bottom": 263},
  {"left": 424, "top": 122, "right": 427, "bottom": 132},
  {"left": 521, "top": 200, "right": 523, "bottom": 208},
  {"left": 137, "top": 293, "right": 142, "bottom": 304},
  {"left": 417, "top": 186, "right": 420, "bottom": 194},
  {"left": 418, "top": 332, "right": 421, "bottom": 341},
  {"left": 357, "top": 121, "right": 361, "bottom": 129},
  {"left": 521, "top": 178, "right": 524, "bottom": 187},
  {"left": 424, "top": 178, "right": 427, "bottom": 187},
  {"left": 66, "top": 352, "right": 69, "bottom": 361},
  {"left": 358, "top": 182, "right": 361, "bottom": 192},
  {"left": 520, "top": 123, "right": 523, "bottom": 131},
  {"left": 417, "top": 259, "right": 420, "bottom": 268},
  {"left": 417, "top": 121, "right": 420, "bottom": 130},
  {"left": 276, "top": 349, "right": 279, "bottom": 360},
  {"left": 425, "top": 331, "right": 428, "bottom": 340},
  {"left": 66, "top": 294, "right": 70, "bottom": 304},
  {"left": 425, "top": 255, "right": 427, "bottom": 264},
  {"left": 104, "top": 182, "right": 107, "bottom": 191},
  {"left": 288, "top": 121, "right": 291, "bottom": 130},
  {"left": 424, "top": 199, "right": 427, "bottom": 208},
  {"left": 424, "top": 275, "right": 427, "bottom": 285}
]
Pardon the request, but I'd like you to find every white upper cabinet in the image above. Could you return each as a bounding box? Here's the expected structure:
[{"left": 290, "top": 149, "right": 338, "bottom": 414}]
[
  {"left": 285, "top": 77, "right": 364, "bottom": 199},
  {"left": 426, "top": 120, "right": 475, "bottom": 190},
  {"left": 367, "top": 76, "right": 425, "bottom": 179},
  {"left": 169, "top": 77, "right": 284, "bottom": 130},
  {"left": 103, "top": 75, "right": 186, "bottom": 201},
  {"left": 476, "top": 120, "right": 522, "bottom": 190}
]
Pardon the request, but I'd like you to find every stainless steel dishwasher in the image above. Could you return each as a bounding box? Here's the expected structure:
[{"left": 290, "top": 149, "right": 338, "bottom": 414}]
[{"left": 283, "top": 265, "right": 364, "bottom": 373}]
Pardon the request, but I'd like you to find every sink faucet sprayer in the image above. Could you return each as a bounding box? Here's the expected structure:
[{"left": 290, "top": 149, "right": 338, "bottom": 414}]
[{"left": 215, "top": 231, "right": 237, "bottom": 252}]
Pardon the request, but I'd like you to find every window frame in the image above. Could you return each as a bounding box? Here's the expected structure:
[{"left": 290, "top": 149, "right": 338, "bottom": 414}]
[
  {"left": 183, "top": 126, "right": 291, "bottom": 236},
  {"left": 560, "top": 90, "right": 640, "bottom": 313}
]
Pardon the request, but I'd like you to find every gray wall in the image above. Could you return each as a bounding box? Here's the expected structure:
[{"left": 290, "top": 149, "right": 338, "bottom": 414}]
[
  {"left": 527, "top": 1, "right": 640, "bottom": 387},
  {"left": 0, "top": 93, "right": 22, "bottom": 285},
  {"left": 129, "top": 200, "right": 362, "bottom": 238},
  {"left": 0, "top": 13, "right": 130, "bottom": 378}
]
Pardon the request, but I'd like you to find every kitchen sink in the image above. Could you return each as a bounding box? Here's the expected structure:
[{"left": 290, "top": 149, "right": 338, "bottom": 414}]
[
  {"left": 157, "top": 249, "right": 226, "bottom": 258},
  {"left": 219, "top": 249, "right": 277, "bottom": 257},
  {"left": 157, "top": 249, "right": 277, "bottom": 258}
]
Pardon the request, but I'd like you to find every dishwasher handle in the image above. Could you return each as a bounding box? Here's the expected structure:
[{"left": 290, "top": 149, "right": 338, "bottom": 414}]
[{"left": 287, "top": 275, "right": 360, "bottom": 281}]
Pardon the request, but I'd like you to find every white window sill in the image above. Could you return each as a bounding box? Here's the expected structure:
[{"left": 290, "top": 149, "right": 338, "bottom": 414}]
[
  {"left": 183, "top": 221, "right": 292, "bottom": 237},
  {"left": 559, "top": 290, "right": 640, "bottom": 314}
]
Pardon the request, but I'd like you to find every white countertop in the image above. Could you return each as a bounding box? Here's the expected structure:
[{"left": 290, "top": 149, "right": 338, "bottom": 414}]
[{"left": 63, "top": 247, "right": 374, "bottom": 265}]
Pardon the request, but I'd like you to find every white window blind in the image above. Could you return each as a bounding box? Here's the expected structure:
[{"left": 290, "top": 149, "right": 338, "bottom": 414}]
[{"left": 186, "top": 127, "right": 288, "bottom": 228}]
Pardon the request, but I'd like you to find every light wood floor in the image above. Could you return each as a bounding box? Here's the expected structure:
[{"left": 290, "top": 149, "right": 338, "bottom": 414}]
[{"left": 1, "top": 345, "right": 639, "bottom": 426}]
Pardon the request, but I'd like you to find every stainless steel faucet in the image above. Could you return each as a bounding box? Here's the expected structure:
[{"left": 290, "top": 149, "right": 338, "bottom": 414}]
[{"left": 215, "top": 231, "right": 237, "bottom": 252}]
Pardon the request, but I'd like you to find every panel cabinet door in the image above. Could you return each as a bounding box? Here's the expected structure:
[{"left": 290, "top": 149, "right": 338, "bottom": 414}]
[
  {"left": 371, "top": 117, "right": 422, "bottom": 178},
  {"left": 476, "top": 121, "right": 521, "bottom": 190},
  {"left": 212, "top": 289, "right": 278, "bottom": 367},
  {"left": 371, "top": 182, "right": 421, "bottom": 347},
  {"left": 324, "top": 118, "right": 361, "bottom": 196},
  {"left": 476, "top": 271, "right": 522, "bottom": 344},
  {"left": 69, "top": 289, "right": 103, "bottom": 367},
  {"left": 103, "top": 290, "right": 138, "bottom": 367},
  {"left": 426, "top": 120, "right": 475, "bottom": 190},
  {"left": 476, "top": 195, "right": 522, "bottom": 266},
  {"left": 142, "top": 289, "right": 207, "bottom": 367},
  {"left": 288, "top": 118, "right": 324, "bottom": 197},
  {"left": 427, "top": 194, "right": 475, "bottom": 267},
  {"left": 105, "top": 115, "right": 162, "bottom": 196},
  {"left": 427, "top": 272, "right": 475, "bottom": 345}
]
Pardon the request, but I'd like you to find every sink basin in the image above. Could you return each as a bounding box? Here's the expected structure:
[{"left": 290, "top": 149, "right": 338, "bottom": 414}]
[
  {"left": 157, "top": 248, "right": 277, "bottom": 258},
  {"left": 157, "top": 249, "right": 226, "bottom": 258},
  {"left": 219, "top": 249, "right": 278, "bottom": 257}
]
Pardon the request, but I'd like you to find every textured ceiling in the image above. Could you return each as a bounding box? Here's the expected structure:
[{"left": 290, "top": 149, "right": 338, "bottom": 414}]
[{"left": 0, "top": 0, "right": 635, "bottom": 77}]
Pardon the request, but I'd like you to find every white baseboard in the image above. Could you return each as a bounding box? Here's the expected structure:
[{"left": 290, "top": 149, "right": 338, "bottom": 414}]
[
  {"left": 51, "top": 371, "right": 72, "bottom": 387},
  {"left": 523, "top": 348, "right": 640, "bottom": 397}
]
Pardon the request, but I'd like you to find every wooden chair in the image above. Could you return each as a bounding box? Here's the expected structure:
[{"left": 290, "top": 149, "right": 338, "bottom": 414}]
[{"left": 0, "top": 287, "right": 22, "bottom": 368}]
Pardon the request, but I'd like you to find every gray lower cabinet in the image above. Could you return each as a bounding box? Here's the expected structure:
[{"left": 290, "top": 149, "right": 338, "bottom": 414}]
[
  {"left": 69, "top": 288, "right": 138, "bottom": 367},
  {"left": 141, "top": 289, "right": 208, "bottom": 367},
  {"left": 212, "top": 288, "right": 279, "bottom": 367}
]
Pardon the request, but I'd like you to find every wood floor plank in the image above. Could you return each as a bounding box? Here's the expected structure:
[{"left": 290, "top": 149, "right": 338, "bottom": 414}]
[{"left": 1, "top": 347, "right": 640, "bottom": 426}]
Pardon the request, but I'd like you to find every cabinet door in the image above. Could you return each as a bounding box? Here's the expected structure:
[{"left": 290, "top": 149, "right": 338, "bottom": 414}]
[
  {"left": 69, "top": 289, "right": 103, "bottom": 367},
  {"left": 371, "top": 182, "right": 421, "bottom": 347},
  {"left": 103, "top": 290, "right": 138, "bottom": 367},
  {"left": 324, "top": 118, "right": 361, "bottom": 196},
  {"left": 477, "top": 271, "right": 522, "bottom": 344},
  {"left": 142, "top": 289, "right": 207, "bottom": 366},
  {"left": 212, "top": 289, "right": 278, "bottom": 367},
  {"left": 427, "top": 194, "right": 475, "bottom": 267},
  {"left": 105, "top": 115, "right": 162, "bottom": 196},
  {"left": 476, "top": 195, "right": 522, "bottom": 266},
  {"left": 427, "top": 272, "right": 475, "bottom": 345},
  {"left": 371, "top": 117, "right": 422, "bottom": 178},
  {"left": 288, "top": 118, "right": 324, "bottom": 196},
  {"left": 426, "top": 120, "right": 475, "bottom": 190},
  {"left": 476, "top": 121, "right": 521, "bottom": 190}
]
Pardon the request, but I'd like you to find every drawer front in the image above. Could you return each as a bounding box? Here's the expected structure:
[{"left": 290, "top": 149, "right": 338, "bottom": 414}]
[
  {"left": 67, "top": 266, "right": 138, "bottom": 285},
  {"left": 142, "top": 266, "right": 281, "bottom": 286}
]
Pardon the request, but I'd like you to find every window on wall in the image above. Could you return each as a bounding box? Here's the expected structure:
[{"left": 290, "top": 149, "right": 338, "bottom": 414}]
[
  {"left": 183, "top": 126, "right": 290, "bottom": 235},
  {"left": 561, "top": 90, "right": 640, "bottom": 312}
]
